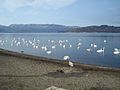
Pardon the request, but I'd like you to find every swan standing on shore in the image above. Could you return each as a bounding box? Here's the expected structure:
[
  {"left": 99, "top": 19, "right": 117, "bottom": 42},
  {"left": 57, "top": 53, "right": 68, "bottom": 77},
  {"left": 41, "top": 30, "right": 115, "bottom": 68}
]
[{"left": 63, "top": 56, "right": 74, "bottom": 67}]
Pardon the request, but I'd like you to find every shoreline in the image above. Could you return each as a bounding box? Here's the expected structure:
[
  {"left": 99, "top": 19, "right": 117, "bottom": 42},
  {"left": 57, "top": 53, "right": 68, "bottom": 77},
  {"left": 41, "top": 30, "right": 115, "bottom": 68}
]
[
  {"left": 0, "top": 48, "right": 120, "bottom": 72},
  {"left": 0, "top": 48, "right": 120, "bottom": 90}
]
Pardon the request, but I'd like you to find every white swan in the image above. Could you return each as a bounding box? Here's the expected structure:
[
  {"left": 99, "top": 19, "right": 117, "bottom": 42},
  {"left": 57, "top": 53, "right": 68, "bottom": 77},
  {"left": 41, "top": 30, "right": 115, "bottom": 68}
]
[
  {"left": 93, "top": 44, "right": 97, "bottom": 48},
  {"left": 114, "top": 48, "right": 119, "bottom": 51},
  {"left": 46, "top": 51, "right": 52, "bottom": 54},
  {"left": 97, "top": 47, "right": 105, "bottom": 53},
  {"left": 41, "top": 46, "right": 47, "bottom": 51},
  {"left": 91, "top": 44, "right": 94, "bottom": 47},
  {"left": 91, "top": 43, "right": 97, "bottom": 48},
  {"left": 69, "top": 61, "right": 74, "bottom": 67},
  {"left": 113, "top": 48, "right": 120, "bottom": 55},
  {"left": 35, "top": 45, "right": 38, "bottom": 49},
  {"left": 69, "top": 44, "right": 72, "bottom": 48},
  {"left": 65, "top": 40, "right": 68, "bottom": 42},
  {"left": 77, "top": 46, "right": 80, "bottom": 50},
  {"left": 78, "top": 42, "right": 82, "bottom": 46},
  {"left": 86, "top": 48, "right": 92, "bottom": 52},
  {"left": 51, "top": 40, "right": 54, "bottom": 43},
  {"left": 63, "top": 45, "right": 66, "bottom": 48},
  {"left": 63, "top": 56, "right": 70, "bottom": 60},
  {"left": 63, "top": 56, "right": 74, "bottom": 67},
  {"left": 52, "top": 46, "right": 56, "bottom": 49},
  {"left": 104, "top": 40, "right": 107, "bottom": 43}
]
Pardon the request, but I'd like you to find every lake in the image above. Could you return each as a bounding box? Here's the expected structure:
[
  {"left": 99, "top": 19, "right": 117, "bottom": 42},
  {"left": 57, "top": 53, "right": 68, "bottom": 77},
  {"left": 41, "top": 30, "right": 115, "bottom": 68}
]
[{"left": 0, "top": 33, "right": 120, "bottom": 68}]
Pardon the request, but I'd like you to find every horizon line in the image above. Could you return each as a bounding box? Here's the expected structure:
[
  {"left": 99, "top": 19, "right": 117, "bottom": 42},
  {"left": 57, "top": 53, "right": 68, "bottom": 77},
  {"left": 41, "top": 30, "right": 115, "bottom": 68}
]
[{"left": 0, "top": 23, "right": 120, "bottom": 27}]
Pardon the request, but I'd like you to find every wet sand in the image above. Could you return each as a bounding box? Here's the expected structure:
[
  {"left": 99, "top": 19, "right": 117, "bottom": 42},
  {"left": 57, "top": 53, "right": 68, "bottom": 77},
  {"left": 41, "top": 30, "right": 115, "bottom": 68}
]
[{"left": 0, "top": 48, "right": 120, "bottom": 90}]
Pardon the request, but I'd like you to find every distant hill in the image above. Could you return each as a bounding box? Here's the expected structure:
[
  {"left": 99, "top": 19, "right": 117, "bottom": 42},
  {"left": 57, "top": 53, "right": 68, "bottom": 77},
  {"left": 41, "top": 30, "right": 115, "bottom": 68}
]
[
  {"left": 0, "top": 25, "right": 14, "bottom": 33},
  {"left": 0, "top": 24, "right": 120, "bottom": 33},
  {"left": 0, "top": 24, "right": 76, "bottom": 33},
  {"left": 9, "top": 24, "right": 77, "bottom": 33},
  {"left": 70, "top": 25, "right": 120, "bottom": 33}
]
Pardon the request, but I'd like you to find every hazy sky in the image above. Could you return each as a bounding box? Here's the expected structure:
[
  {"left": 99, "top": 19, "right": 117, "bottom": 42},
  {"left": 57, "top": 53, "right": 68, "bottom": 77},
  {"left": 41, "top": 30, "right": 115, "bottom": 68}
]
[{"left": 0, "top": 0, "right": 120, "bottom": 26}]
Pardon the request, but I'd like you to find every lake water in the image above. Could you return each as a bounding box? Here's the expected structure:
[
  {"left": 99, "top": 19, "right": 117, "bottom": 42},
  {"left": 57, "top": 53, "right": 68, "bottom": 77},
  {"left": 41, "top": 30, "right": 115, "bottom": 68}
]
[{"left": 0, "top": 33, "right": 120, "bottom": 68}]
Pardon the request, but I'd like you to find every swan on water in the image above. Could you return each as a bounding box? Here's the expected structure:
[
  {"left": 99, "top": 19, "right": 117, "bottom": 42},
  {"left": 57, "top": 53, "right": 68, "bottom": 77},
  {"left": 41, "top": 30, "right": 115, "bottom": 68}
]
[
  {"left": 97, "top": 47, "right": 105, "bottom": 53},
  {"left": 113, "top": 48, "right": 120, "bottom": 55},
  {"left": 86, "top": 48, "right": 92, "bottom": 52},
  {"left": 46, "top": 51, "right": 52, "bottom": 54}
]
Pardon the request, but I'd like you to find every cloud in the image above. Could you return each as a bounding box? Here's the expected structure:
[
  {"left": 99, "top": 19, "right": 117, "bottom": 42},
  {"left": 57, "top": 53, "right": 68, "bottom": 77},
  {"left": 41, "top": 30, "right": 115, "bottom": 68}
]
[
  {"left": 1, "top": 0, "right": 29, "bottom": 11},
  {"left": 0, "top": 0, "right": 77, "bottom": 11},
  {"left": 46, "top": 0, "right": 77, "bottom": 9}
]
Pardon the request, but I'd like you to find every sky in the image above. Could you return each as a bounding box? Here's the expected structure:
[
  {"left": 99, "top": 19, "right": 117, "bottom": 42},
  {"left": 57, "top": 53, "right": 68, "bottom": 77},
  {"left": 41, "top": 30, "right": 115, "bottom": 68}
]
[{"left": 0, "top": 0, "right": 120, "bottom": 26}]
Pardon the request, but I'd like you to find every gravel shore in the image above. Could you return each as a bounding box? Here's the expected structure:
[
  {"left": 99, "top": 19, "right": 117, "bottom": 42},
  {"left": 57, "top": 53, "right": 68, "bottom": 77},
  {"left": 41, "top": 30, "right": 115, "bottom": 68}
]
[{"left": 0, "top": 49, "right": 120, "bottom": 90}]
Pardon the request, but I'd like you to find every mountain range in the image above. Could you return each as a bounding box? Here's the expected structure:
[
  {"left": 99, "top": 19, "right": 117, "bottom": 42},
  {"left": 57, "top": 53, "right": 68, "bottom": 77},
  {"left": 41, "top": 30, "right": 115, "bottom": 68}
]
[
  {"left": 0, "top": 24, "right": 120, "bottom": 33},
  {"left": 71, "top": 25, "right": 120, "bottom": 33}
]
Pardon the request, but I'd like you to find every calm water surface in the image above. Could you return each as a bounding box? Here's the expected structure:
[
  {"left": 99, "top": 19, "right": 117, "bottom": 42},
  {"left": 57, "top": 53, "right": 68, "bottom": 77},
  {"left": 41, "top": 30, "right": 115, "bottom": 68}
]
[{"left": 0, "top": 33, "right": 120, "bottom": 68}]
